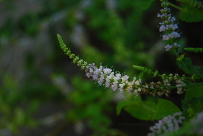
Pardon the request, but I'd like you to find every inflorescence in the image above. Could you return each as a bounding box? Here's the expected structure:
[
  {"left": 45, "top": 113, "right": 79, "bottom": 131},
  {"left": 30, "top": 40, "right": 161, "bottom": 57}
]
[
  {"left": 191, "top": 110, "right": 203, "bottom": 135},
  {"left": 158, "top": 0, "right": 181, "bottom": 51},
  {"left": 57, "top": 34, "right": 186, "bottom": 97},
  {"left": 148, "top": 112, "right": 185, "bottom": 136}
]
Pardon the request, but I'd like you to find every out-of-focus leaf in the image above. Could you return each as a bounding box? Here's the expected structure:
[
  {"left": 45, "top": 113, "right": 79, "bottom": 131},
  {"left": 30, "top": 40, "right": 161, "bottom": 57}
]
[
  {"left": 180, "top": 4, "right": 203, "bottom": 22},
  {"left": 117, "top": 96, "right": 180, "bottom": 120}
]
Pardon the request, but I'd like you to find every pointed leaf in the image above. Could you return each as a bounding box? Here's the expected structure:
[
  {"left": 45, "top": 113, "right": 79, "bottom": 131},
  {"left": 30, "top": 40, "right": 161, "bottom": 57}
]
[
  {"left": 184, "top": 85, "right": 203, "bottom": 101},
  {"left": 117, "top": 97, "right": 180, "bottom": 120},
  {"left": 116, "top": 96, "right": 142, "bottom": 115},
  {"left": 180, "top": 4, "right": 203, "bottom": 22}
]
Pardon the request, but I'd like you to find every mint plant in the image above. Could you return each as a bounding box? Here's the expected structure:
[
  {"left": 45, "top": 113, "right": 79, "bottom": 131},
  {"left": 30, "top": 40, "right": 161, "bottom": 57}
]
[{"left": 57, "top": 0, "right": 203, "bottom": 135}]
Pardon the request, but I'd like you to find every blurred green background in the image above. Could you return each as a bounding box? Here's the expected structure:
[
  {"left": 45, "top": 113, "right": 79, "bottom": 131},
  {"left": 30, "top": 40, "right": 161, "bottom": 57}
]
[{"left": 0, "top": 0, "right": 203, "bottom": 136}]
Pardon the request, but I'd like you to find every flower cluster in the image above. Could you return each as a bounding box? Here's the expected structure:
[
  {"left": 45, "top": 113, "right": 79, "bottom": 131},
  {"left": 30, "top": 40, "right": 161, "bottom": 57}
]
[
  {"left": 57, "top": 34, "right": 187, "bottom": 96},
  {"left": 85, "top": 63, "right": 187, "bottom": 96},
  {"left": 141, "top": 73, "right": 186, "bottom": 96},
  {"left": 191, "top": 110, "right": 203, "bottom": 135},
  {"left": 85, "top": 63, "right": 142, "bottom": 94},
  {"left": 174, "top": 74, "right": 186, "bottom": 94},
  {"left": 148, "top": 112, "right": 185, "bottom": 136},
  {"left": 158, "top": 0, "right": 181, "bottom": 51}
]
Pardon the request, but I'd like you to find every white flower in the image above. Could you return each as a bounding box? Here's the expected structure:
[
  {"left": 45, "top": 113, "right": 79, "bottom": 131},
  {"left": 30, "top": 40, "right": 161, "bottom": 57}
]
[
  {"left": 163, "top": 35, "right": 170, "bottom": 40},
  {"left": 165, "top": 44, "right": 172, "bottom": 51},
  {"left": 121, "top": 75, "right": 129, "bottom": 82},
  {"left": 159, "top": 25, "right": 166, "bottom": 32},
  {"left": 84, "top": 63, "right": 141, "bottom": 93},
  {"left": 170, "top": 24, "right": 178, "bottom": 30},
  {"left": 111, "top": 81, "right": 118, "bottom": 91},
  {"left": 86, "top": 72, "right": 91, "bottom": 78},
  {"left": 135, "top": 79, "right": 141, "bottom": 86},
  {"left": 148, "top": 112, "right": 185, "bottom": 136},
  {"left": 169, "top": 31, "right": 180, "bottom": 38},
  {"left": 160, "top": 7, "right": 170, "bottom": 13},
  {"left": 173, "top": 43, "right": 180, "bottom": 47},
  {"left": 98, "top": 75, "right": 104, "bottom": 85},
  {"left": 105, "top": 78, "right": 110, "bottom": 88},
  {"left": 177, "top": 87, "right": 183, "bottom": 94},
  {"left": 158, "top": 2, "right": 181, "bottom": 51},
  {"left": 103, "top": 68, "right": 112, "bottom": 74},
  {"left": 192, "top": 111, "right": 203, "bottom": 135},
  {"left": 138, "top": 88, "right": 142, "bottom": 91},
  {"left": 169, "top": 17, "right": 176, "bottom": 22},
  {"left": 118, "top": 83, "right": 125, "bottom": 92}
]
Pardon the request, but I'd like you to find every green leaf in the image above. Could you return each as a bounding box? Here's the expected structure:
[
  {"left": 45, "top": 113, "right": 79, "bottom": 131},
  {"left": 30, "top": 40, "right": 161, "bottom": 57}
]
[
  {"left": 184, "top": 47, "right": 203, "bottom": 53},
  {"left": 180, "top": 4, "right": 203, "bottom": 22},
  {"left": 182, "top": 96, "right": 203, "bottom": 119},
  {"left": 176, "top": 53, "right": 185, "bottom": 61},
  {"left": 192, "top": 65, "right": 203, "bottom": 79},
  {"left": 116, "top": 97, "right": 180, "bottom": 120},
  {"left": 182, "top": 85, "right": 203, "bottom": 119},
  {"left": 177, "top": 57, "right": 193, "bottom": 75},
  {"left": 133, "top": 65, "right": 153, "bottom": 74},
  {"left": 116, "top": 99, "right": 139, "bottom": 115},
  {"left": 184, "top": 85, "right": 203, "bottom": 101},
  {"left": 15, "top": 108, "right": 25, "bottom": 125},
  {"left": 152, "top": 99, "right": 181, "bottom": 119}
]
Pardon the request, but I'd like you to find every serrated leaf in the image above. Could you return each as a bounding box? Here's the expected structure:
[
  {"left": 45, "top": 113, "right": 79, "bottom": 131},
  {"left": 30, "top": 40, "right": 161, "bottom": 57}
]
[
  {"left": 184, "top": 85, "right": 203, "bottom": 101},
  {"left": 116, "top": 96, "right": 142, "bottom": 115},
  {"left": 192, "top": 65, "right": 203, "bottom": 79},
  {"left": 182, "top": 85, "right": 203, "bottom": 118},
  {"left": 177, "top": 57, "right": 193, "bottom": 75},
  {"left": 180, "top": 4, "right": 203, "bottom": 22},
  {"left": 117, "top": 97, "right": 180, "bottom": 120},
  {"left": 182, "top": 96, "right": 203, "bottom": 119},
  {"left": 153, "top": 99, "right": 181, "bottom": 119}
]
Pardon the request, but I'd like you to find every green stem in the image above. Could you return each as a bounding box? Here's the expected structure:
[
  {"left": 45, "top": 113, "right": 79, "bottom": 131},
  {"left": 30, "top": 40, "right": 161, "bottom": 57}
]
[
  {"left": 188, "top": 83, "right": 203, "bottom": 87},
  {"left": 173, "top": 50, "right": 179, "bottom": 57},
  {"left": 168, "top": 2, "right": 186, "bottom": 11}
]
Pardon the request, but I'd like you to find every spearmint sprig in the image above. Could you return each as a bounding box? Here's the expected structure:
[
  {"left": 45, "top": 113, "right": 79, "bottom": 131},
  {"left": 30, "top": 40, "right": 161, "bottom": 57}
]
[
  {"left": 57, "top": 34, "right": 142, "bottom": 95},
  {"left": 148, "top": 112, "right": 185, "bottom": 136},
  {"left": 57, "top": 34, "right": 187, "bottom": 96},
  {"left": 158, "top": 0, "right": 181, "bottom": 51}
]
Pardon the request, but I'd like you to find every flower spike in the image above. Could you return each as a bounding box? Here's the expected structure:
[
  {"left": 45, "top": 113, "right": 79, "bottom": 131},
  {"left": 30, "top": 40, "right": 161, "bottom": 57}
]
[
  {"left": 158, "top": 1, "right": 181, "bottom": 51},
  {"left": 57, "top": 34, "right": 187, "bottom": 97}
]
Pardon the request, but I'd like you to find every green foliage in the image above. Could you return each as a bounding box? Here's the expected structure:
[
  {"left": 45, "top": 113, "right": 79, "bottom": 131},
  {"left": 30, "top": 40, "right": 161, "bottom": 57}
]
[
  {"left": 18, "top": 13, "right": 40, "bottom": 36},
  {"left": 133, "top": 65, "right": 159, "bottom": 77},
  {"left": 176, "top": 54, "right": 203, "bottom": 80},
  {"left": 179, "top": 4, "right": 203, "bottom": 22},
  {"left": 182, "top": 85, "right": 203, "bottom": 119},
  {"left": 0, "top": 74, "right": 38, "bottom": 133},
  {"left": 177, "top": 56, "right": 193, "bottom": 75},
  {"left": 67, "top": 76, "right": 114, "bottom": 135},
  {"left": 177, "top": 0, "right": 203, "bottom": 9},
  {"left": 184, "top": 47, "right": 203, "bottom": 53},
  {"left": 117, "top": 96, "right": 180, "bottom": 120},
  {"left": 133, "top": 65, "right": 153, "bottom": 74}
]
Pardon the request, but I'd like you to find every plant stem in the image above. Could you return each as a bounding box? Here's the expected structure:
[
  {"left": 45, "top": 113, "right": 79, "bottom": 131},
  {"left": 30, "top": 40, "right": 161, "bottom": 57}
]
[
  {"left": 168, "top": 2, "right": 185, "bottom": 11},
  {"left": 189, "top": 83, "right": 203, "bottom": 87}
]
